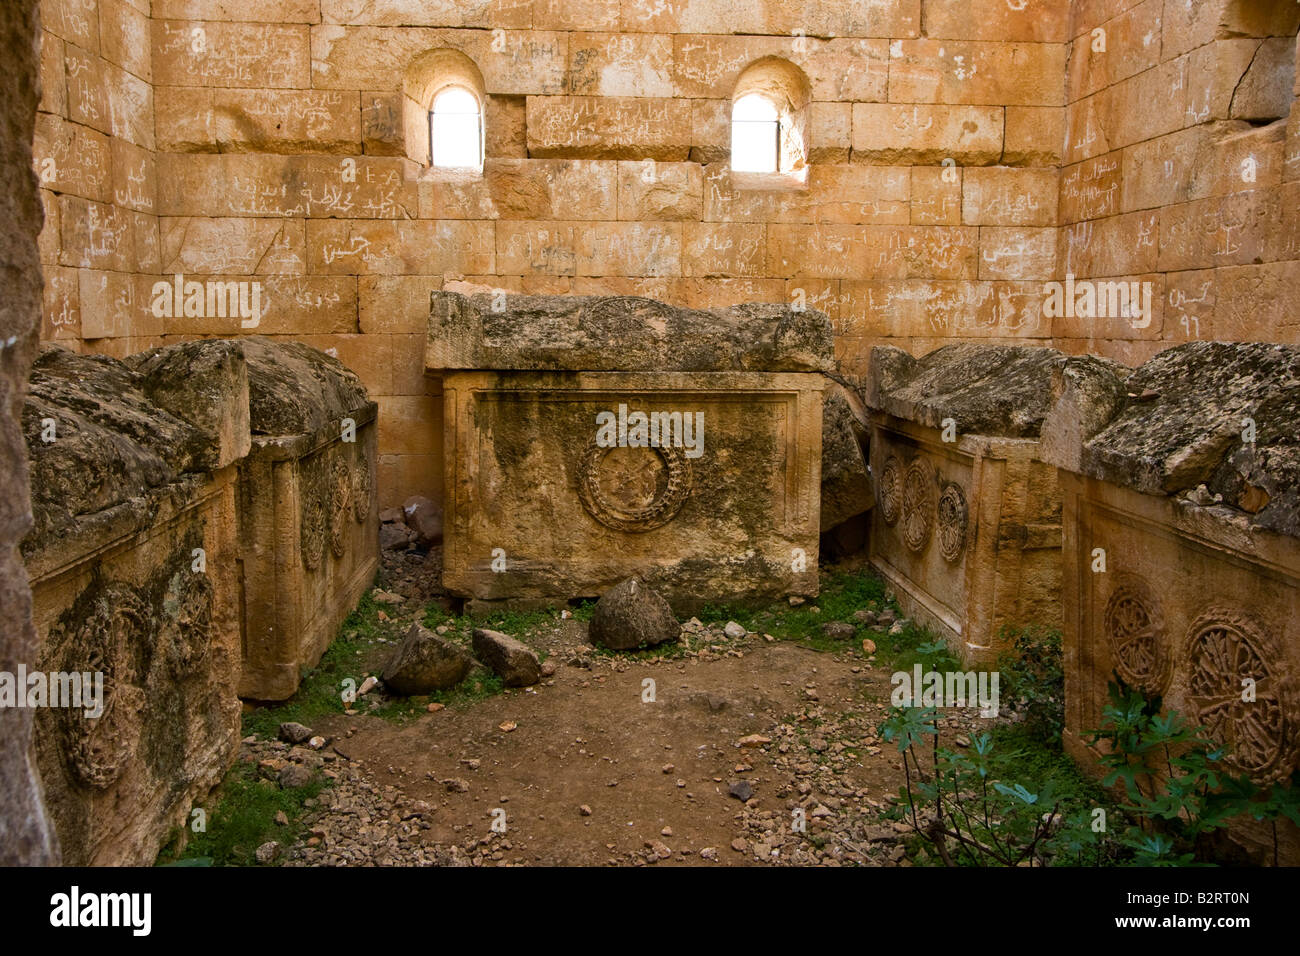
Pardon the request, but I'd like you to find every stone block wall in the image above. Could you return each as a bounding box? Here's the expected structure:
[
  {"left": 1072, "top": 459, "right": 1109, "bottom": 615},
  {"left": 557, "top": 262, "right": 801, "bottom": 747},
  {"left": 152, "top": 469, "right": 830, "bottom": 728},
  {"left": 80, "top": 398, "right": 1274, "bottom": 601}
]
[
  {"left": 1059, "top": 0, "right": 1300, "bottom": 365},
  {"left": 34, "top": 0, "right": 1076, "bottom": 508},
  {"left": 30, "top": 0, "right": 1300, "bottom": 510},
  {"left": 36, "top": 0, "right": 157, "bottom": 350}
]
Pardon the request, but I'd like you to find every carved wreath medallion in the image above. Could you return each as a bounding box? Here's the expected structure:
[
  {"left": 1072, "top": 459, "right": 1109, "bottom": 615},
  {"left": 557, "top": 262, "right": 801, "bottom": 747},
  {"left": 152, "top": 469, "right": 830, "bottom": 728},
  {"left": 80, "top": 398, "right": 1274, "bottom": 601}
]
[
  {"left": 877, "top": 455, "right": 903, "bottom": 526},
  {"left": 160, "top": 568, "right": 214, "bottom": 679},
  {"left": 57, "top": 584, "right": 151, "bottom": 790},
  {"left": 581, "top": 295, "right": 679, "bottom": 331},
  {"left": 330, "top": 452, "right": 351, "bottom": 558},
  {"left": 1103, "top": 575, "right": 1170, "bottom": 696},
  {"left": 901, "top": 457, "right": 935, "bottom": 553},
  {"left": 1185, "top": 607, "right": 1298, "bottom": 783},
  {"left": 577, "top": 437, "right": 692, "bottom": 533},
  {"left": 351, "top": 447, "right": 371, "bottom": 524},
  {"left": 937, "top": 481, "right": 968, "bottom": 562},
  {"left": 300, "top": 453, "right": 327, "bottom": 571}
]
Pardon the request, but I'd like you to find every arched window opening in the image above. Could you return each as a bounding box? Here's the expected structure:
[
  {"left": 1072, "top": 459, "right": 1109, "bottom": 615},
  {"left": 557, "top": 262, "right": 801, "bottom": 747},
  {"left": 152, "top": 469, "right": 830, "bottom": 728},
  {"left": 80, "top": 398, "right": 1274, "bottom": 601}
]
[
  {"left": 729, "top": 57, "right": 811, "bottom": 187},
  {"left": 402, "top": 48, "right": 485, "bottom": 175},
  {"left": 430, "top": 86, "right": 483, "bottom": 171},
  {"left": 731, "top": 93, "right": 780, "bottom": 173}
]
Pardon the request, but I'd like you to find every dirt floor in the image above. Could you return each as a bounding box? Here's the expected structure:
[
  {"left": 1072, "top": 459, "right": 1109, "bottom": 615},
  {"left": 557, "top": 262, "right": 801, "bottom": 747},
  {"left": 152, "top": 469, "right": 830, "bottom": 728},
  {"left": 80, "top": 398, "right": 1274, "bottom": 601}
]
[{"left": 233, "top": 549, "right": 1003, "bottom": 867}]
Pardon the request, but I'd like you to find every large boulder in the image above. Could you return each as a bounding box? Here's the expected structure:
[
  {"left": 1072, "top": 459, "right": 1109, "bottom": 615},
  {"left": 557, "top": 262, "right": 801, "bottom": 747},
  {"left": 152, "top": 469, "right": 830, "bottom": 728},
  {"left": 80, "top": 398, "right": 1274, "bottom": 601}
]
[
  {"left": 471, "top": 628, "right": 541, "bottom": 687},
  {"left": 381, "top": 623, "right": 473, "bottom": 694},
  {"left": 587, "top": 577, "right": 680, "bottom": 650},
  {"left": 403, "top": 495, "right": 443, "bottom": 548}
]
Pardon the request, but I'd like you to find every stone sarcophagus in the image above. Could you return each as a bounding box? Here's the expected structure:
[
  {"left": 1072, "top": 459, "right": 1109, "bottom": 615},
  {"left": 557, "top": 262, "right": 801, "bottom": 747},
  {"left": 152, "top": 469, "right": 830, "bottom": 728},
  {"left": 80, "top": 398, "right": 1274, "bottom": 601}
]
[
  {"left": 21, "top": 343, "right": 247, "bottom": 866},
  {"left": 1042, "top": 342, "right": 1300, "bottom": 863},
  {"left": 236, "top": 339, "right": 378, "bottom": 701},
  {"left": 427, "top": 293, "right": 833, "bottom": 612},
  {"left": 21, "top": 337, "right": 379, "bottom": 862},
  {"left": 864, "top": 345, "right": 1065, "bottom": 666}
]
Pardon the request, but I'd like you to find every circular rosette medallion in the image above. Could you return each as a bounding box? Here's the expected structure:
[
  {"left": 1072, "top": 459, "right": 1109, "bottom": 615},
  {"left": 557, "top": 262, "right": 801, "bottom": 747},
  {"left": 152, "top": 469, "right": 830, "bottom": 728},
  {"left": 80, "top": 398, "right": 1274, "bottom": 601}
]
[
  {"left": 299, "top": 454, "right": 327, "bottom": 571},
  {"left": 937, "top": 481, "right": 968, "bottom": 563},
  {"left": 877, "top": 455, "right": 903, "bottom": 526},
  {"left": 1104, "top": 575, "right": 1170, "bottom": 695},
  {"left": 901, "top": 457, "right": 935, "bottom": 554},
  {"left": 160, "top": 568, "right": 214, "bottom": 678},
  {"left": 57, "top": 584, "right": 150, "bottom": 790},
  {"left": 352, "top": 447, "right": 372, "bottom": 524},
  {"left": 330, "top": 452, "right": 352, "bottom": 558},
  {"left": 577, "top": 437, "right": 692, "bottom": 533},
  {"left": 1185, "top": 607, "right": 1298, "bottom": 783},
  {"left": 580, "top": 295, "right": 679, "bottom": 332}
]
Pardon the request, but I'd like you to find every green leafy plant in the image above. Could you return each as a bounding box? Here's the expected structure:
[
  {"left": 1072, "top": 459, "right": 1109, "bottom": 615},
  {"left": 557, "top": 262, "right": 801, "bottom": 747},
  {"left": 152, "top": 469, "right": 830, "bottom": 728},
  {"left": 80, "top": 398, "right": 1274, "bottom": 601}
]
[
  {"left": 996, "top": 625, "right": 1064, "bottom": 743},
  {"left": 879, "top": 708, "right": 1064, "bottom": 866},
  {"left": 1086, "top": 680, "right": 1300, "bottom": 866}
]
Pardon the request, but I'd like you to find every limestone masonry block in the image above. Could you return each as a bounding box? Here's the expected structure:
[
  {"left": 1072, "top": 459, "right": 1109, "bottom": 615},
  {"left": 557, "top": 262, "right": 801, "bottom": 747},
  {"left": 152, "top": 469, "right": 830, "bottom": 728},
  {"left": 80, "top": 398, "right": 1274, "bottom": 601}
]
[
  {"left": 526, "top": 95, "right": 692, "bottom": 160},
  {"left": 851, "top": 103, "right": 1003, "bottom": 165}
]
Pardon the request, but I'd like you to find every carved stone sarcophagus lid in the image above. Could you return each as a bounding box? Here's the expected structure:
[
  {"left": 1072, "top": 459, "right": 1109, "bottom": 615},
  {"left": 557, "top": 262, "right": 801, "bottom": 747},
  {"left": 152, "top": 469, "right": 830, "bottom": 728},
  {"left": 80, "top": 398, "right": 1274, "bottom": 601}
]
[
  {"left": 1042, "top": 341, "right": 1300, "bottom": 862},
  {"left": 864, "top": 344, "right": 1067, "bottom": 666},
  {"left": 427, "top": 292, "right": 833, "bottom": 612}
]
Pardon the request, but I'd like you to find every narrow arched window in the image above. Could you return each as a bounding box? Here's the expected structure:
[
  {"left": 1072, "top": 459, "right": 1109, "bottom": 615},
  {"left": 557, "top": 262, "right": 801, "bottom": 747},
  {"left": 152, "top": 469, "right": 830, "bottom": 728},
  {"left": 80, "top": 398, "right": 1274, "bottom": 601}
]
[
  {"left": 731, "top": 93, "right": 780, "bottom": 173},
  {"left": 729, "top": 58, "right": 811, "bottom": 185},
  {"left": 429, "top": 86, "right": 482, "bottom": 171}
]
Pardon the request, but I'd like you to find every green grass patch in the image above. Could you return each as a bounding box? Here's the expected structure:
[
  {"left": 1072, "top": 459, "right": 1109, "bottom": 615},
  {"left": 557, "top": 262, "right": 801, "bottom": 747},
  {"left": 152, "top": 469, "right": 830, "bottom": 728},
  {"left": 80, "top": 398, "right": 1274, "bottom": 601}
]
[
  {"left": 156, "top": 760, "right": 328, "bottom": 867},
  {"left": 241, "top": 591, "right": 391, "bottom": 738}
]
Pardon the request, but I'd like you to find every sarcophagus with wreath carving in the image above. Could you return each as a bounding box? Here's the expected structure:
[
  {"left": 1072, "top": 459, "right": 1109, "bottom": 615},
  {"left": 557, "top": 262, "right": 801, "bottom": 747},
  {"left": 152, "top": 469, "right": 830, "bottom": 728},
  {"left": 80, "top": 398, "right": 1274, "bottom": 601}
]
[
  {"left": 1041, "top": 342, "right": 1300, "bottom": 864},
  {"left": 864, "top": 344, "right": 1065, "bottom": 666},
  {"left": 427, "top": 292, "right": 833, "bottom": 612},
  {"left": 236, "top": 338, "right": 378, "bottom": 701},
  {"left": 21, "top": 342, "right": 247, "bottom": 866}
]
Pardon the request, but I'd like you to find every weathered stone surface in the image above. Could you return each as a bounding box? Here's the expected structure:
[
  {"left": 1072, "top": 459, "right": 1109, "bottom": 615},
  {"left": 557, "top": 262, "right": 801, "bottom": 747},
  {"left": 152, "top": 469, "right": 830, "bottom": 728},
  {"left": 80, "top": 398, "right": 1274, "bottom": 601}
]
[
  {"left": 1050, "top": 343, "right": 1300, "bottom": 537},
  {"left": 278, "top": 721, "right": 313, "bottom": 744},
  {"left": 866, "top": 344, "right": 1065, "bottom": 438},
  {"left": 381, "top": 622, "right": 473, "bottom": 694},
  {"left": 587, "top": 577, "right": 679, "bottom": 650},
  {"left": 242, "top": 336, "right": 371, "bottom": 436},
  {"left": 428, "top": 292, "right": 833, "bottom": 373},
  {"left": 22, "top": 343, "right": 245, "bottom": 865},
  {"left": 1039, "top": 355, "right": 1132, "bottom": 475},
  {"left": 441, "top": 368, "right": 824, "bottom": 609},
  {"left": 1, "top": 0, "right": 58, "bottom": 866},
  {"left": 22, "top": 346, "right": 211, "bottom": 554},
  {"left": 402, "top": 495, "right": 443, "bottom": 548},
  {"left": 129, "top": 339, "right": 252, "bottom": 470},
  {"left": 867, "top": 404, "right": 1063, "bottom": 665},
  {"left": 236, "top": 338, "right": 378, "bottom": 701},
  {"left": 820, "top": 383, "right": 872, "bottom": 531},
  {"left": 471, "top": 628, "right": 541, "bottom": 687}
]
